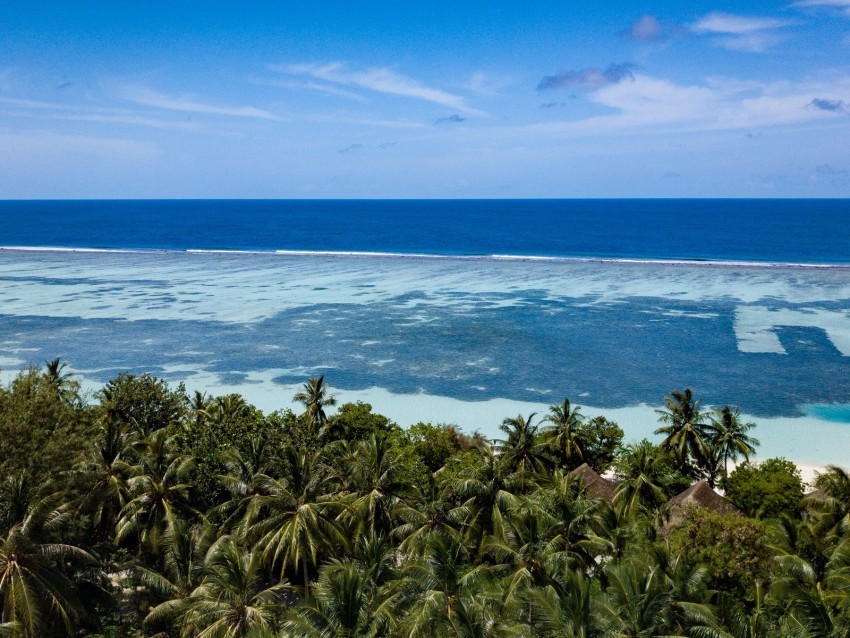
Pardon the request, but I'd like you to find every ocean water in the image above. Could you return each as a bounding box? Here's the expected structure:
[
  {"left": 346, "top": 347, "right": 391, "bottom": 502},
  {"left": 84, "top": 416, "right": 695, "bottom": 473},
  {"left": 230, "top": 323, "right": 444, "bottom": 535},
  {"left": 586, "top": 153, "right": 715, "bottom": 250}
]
[{"left": 1, "top": 200, "right": 849, "bottom": 464}]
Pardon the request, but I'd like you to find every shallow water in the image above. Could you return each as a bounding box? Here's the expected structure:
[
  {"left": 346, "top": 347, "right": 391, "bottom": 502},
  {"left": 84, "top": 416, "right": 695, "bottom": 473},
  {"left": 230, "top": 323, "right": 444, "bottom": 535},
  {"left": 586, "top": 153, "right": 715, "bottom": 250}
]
[{"left": 1, "top": 248, "right": 848, "bottom": 452}]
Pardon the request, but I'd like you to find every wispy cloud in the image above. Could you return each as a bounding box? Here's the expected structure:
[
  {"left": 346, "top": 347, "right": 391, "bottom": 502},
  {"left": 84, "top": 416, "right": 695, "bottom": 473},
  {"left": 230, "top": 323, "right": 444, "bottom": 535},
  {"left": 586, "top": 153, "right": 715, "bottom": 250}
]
[
  {"left": 628, "top": 15, "right": 664, "bottom": 42},
  {"left": 0, "top": 96, "right": 203, "bottom": 131},
  {"left": 538, "top": 63, "right": 635, "bottom": 92},
  {"left": 250, "top": 77, "right": 366, "bottom": 102},
  {"left": 809, "top": 97, "right": 847, "bottom": 112},
  {"left": 120, "top": 86, "right": 280, "bottom": 120},
  {"left": 793, "top": 0, "right": 850, "bottom": 15},
  {"left": 691, "top": 12, "right": 795, "bottom": 51},
  {"left": 0, "top": 130, "right": 157, "bottom": 161},
  {"left": 435, "top": 114, "right": 465, "bottom": 124},
  {"left": 524, "top": 72, "right": 850, "bottom": 136},
  {"left": 271, "top": 62, "right": 480, "bottom": 114}
]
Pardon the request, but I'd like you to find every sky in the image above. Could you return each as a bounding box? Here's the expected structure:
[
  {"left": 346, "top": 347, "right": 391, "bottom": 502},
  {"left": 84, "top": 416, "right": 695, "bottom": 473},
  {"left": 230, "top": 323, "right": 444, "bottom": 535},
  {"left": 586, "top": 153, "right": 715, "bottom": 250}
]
[{"left": 1, "top": 1, "right": 850, "bottom": 198}]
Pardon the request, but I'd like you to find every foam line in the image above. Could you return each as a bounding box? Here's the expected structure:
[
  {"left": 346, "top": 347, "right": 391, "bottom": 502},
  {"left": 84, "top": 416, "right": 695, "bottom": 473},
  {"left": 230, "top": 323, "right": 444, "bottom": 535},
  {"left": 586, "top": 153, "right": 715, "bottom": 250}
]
[{"left": 1, "top": 245, "right": 848, "bottom": 269}]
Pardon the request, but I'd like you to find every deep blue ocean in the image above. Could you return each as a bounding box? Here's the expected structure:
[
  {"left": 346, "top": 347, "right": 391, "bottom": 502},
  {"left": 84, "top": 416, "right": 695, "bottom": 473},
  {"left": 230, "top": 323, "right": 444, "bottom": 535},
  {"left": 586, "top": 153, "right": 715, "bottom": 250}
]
[
  {"left": 1, "top": 199, "right": 850, "bottom": 462},
  {"left": 2, "top": 199, "right": 849, "bottom": 262}
]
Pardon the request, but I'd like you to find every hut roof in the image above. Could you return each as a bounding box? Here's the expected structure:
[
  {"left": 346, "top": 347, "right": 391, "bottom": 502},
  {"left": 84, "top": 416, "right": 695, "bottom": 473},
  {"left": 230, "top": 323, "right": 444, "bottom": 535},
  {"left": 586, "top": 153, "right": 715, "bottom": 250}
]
[
  {"left": 570, "top": 463, "right": 617, "bottom": 501},
  {"left": 666, "top": 480, "right": 740, "bottom": 526}
]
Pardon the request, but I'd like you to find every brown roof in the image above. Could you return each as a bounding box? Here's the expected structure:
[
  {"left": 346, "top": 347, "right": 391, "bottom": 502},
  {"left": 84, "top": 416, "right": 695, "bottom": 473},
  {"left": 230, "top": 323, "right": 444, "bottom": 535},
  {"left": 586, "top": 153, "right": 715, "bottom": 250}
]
[
  {"left": 570, "top": 463, "right": 617, "bottom": 501},
  {"left": 665, "top": 481, "right": 740, "bottom": 530}
]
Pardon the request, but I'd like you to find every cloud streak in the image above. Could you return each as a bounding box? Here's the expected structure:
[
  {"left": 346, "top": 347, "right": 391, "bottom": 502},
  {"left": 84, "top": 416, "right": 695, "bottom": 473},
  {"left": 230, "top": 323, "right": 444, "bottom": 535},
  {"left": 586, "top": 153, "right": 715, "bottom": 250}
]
[
  {"left": 628, "top": 15, "right": 663, "bottom": 42},
  {"left": 522, "top": 72, "right": 850, "bottom": 137},
  {"left": 809, "top": 98, "right": 847, "bottom": 112},
  {"left": 272, "top": 62, "right": 480, "bottom": 114},
  {"left": 691, "top": 12, "right": 795, "bottom": 52},
  {"left": 793, "top": 0, "right": 850, "bottom": 15},
  {"left": 120, "top": 86, "right": 280, "bottom": 120},
  {"left": 538, "top": 63, "right": 635, "bottom": 91}
]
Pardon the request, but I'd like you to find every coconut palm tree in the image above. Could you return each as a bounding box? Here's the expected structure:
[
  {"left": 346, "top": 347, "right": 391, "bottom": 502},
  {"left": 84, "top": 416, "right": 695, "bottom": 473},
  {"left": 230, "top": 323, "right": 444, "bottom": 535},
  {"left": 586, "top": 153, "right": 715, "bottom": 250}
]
[
  {"left": 542, "top": 399, "right": 585, "bottom": 469},
  {"left": 115, "top": 428, "right": 196, "bottom": 558},
  {"left": 210, "top": 435, "right": 278, "bottom": 534},
  {"left": 394, "top": 476, "right": 464, "bottom": 558},
  {"left": 281, "top": 559, "right": 398, "bottom": 638},
  {"left": 708, "top": 406, "right": 759, "bottom": 478},
  {"left": 536, "top": 470, "right": 602, "bottom": 570},
  {"left": 293, "top": 375, "right": 336, "bottom": 436},
  {"left": 499, "top": 413, "right": 551, "bottom": 477},
  {"left": 595, "top": 556, "right": 728, "bottom": 638},
  {"left": 483, "top": 501, "right": 576, "bottom": 627},
  {"left": 401, "top": 534, "right": 498, "bottom": 638},
  {"left": 613, "top": 441, "right": 674, "bottom": 517},
  {"left": 43, "top": 357, "right": 79, "bottom": 404},
  {"left": 244, "top": 448, "right": 347, "bottom": 599},
  {"left": 336, "top": 435, "right": 407, "bottom": 538},
  {"left": 770, "top": 517, "right": 850, "bottom": 638},
  {"left": 141, "top": 519, "right": 215, "bottom": 634},
  {"left": 172, "top": 535, "right": 290, "bottom": 638},
  {"left": 525, "top": 570, "right": 594, "bottom": 638},
  {"left": 76, "top": 417, "right": 139, "bottom": 541},
  {"left": 0, "top": 492, "right": 95, "bottom": 638},
  {"left": 655, "top": 388, "right": 710, "bottom": 473},
  {"left": 447, "top": 445, "right": 522, "bottom": 559}
]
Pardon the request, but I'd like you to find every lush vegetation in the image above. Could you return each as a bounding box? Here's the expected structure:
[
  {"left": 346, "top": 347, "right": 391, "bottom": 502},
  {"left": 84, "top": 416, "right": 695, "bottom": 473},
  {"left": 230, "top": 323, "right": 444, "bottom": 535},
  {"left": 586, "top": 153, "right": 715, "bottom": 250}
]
[{"left": 0, "top": 361, "right": 847, "bottom": 638}]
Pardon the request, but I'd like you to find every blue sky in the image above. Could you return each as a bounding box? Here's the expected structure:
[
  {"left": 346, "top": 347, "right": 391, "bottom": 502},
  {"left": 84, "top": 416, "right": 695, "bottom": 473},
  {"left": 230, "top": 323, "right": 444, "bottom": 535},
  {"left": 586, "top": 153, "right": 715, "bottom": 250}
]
[{"left": 2, "top": 1, "right": 849, "bottom": 197}]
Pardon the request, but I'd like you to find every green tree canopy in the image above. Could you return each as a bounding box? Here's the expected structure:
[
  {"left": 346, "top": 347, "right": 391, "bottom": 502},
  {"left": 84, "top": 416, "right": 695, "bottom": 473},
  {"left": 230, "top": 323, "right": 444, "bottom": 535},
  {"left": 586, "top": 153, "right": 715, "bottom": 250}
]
[{"left": 723, "top": 457, "right": 804, "bottom": 520}]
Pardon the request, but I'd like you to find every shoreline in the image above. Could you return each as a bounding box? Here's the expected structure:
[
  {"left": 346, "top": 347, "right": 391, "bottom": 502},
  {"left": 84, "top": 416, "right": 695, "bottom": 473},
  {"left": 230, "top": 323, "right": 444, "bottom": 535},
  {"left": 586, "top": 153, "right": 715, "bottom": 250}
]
[
  {"left": 4, "top": 363, "right": 842, "bottom": 484},
  {"left": 88, "top": 367, "right": 846, "bottom": 484}
]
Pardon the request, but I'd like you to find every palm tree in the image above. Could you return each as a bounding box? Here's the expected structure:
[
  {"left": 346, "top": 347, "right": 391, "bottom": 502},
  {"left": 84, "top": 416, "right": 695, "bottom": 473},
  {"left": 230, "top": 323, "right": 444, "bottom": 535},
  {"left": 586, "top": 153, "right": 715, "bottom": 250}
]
[
  {"left": 244, "top": 448, "right": 347, "bottom": 599},
  {"left": 141, "top": 519, "right": 214, "bottom": 635},
  {"left": 808, "top": 465, "right": 850, "bottom": 538},
  {"left": 336, "top": 435, "right": 407, "bottom": 538},
  {"left": 0, "top": 492, "right": 95, "bottom": 637},
  {"left": 446, "top": 445, "right": 522, "bottom": 559},
  {"left": 483, "top": 501, "right": 574, "bottom": 626},
  {"left": 116, "top": 428, "right": 196, "bottom": 558},
  {"left": 707, "top": 406, "right": 759, "bottom": 478},
  {"left": 542, "top": 399, "right": 585, "bottom": 469},
  {"left": 536, "top": 470, "right": 602, "bottom": 570},
  {"left": 170, "top": 535, "right": 290, "bottom": 638},
  {"left": 210, "top": 435, "right": 277, "bottom": 534},
  {"left": 595, "top": 556, "right": 728, "bottom": 638},
  {"left": 655, "top": 388, "right": 710, "bottom": 472},
  {"left": 43, "top": 357, "right": 79, "bottom": 404},
  {"left": 526, "top": 570, "right": 594, "bottom": 638},
  {"left": 498, "top": 413, "right": 550, "bottom": 477},
  {"left": 293, "top": 375, "right": 336, "bottom": 436},
  {"left": 281, "top": 559, "right": 398, "bottom": 638},
  {"left": 770, "top": 516, "right": 850, "bottom": 638},
  {"left": 613, "top": 441, "right": 674, "bottom": 517},
  {"left": 394, "top": 476, "right": 464, "bottom": 557},
  {"left": 76, "top": 417, "right": 139, "bottom": 541},
  {"left": 201, "top": 394, "right": 251, "bottom": 427},
  {"left": 400, "top": 535, "right": 496, "bottom": 638}
]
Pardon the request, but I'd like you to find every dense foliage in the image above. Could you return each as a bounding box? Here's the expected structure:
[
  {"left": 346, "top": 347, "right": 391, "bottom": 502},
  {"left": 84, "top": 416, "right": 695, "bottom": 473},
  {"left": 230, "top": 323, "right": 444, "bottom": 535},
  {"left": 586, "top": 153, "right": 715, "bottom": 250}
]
[{"left": 0, "top": 363, "right": 844, "bottom": 638}]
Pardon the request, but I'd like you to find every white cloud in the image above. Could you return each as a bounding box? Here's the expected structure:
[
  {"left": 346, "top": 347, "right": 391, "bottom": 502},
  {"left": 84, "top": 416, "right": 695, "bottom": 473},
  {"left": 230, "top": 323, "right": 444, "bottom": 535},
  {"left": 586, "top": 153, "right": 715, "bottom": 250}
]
[
  {"left": 524, "top": 73, "right": 850, "bottom": 136},
  {"left": 0, "top": 129, "right": 157, "bottom": 161},
  {"left": 793, "top": 0, "right": 850, "bottom": 15},
  {"left": 629, "top": 15, "right": 663, "bottom": 41},
  {"left": 692, "top": 12, "right": 794, "bottom": 34},
  {"left": 120, "top": 86, "right": 281, "bottom": 120},
  {"left": 691, "top": 12, "right": 795, "bottom": 51},
  {"left": 272, "top": 62, "right": 481, "bottom": 114},
  {"left": 0, "top": 96, "right": 202, "bottom": 130}
]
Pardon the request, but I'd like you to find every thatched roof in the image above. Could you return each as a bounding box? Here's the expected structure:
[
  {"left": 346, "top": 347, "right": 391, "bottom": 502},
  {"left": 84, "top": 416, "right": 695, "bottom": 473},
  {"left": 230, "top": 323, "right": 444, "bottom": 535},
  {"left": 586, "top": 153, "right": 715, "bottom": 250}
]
[
  {"left": 570, "top": 463, "right": 617, "bottom": 501},
  {"left": 665, "top": 481, "right": 740, "bottom": 530},
  {"left": 804, "top": 488, "right": 827, "bottom": 500}
]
